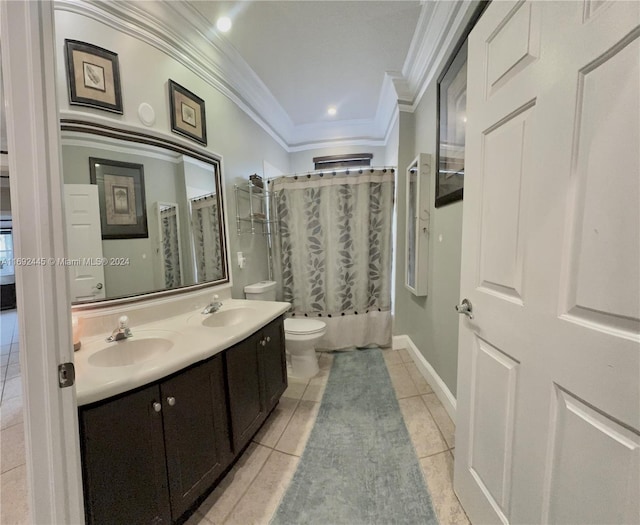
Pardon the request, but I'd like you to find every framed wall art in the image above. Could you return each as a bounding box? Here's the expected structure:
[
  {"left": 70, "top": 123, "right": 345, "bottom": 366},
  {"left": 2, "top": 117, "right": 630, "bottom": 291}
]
[
  {"left": 89, "top": 158, "right": 148, "bottom": 239},
  {"left": 435, "top": 1, "right": 489, "bottom": 208},
  {"left": 65, "top": 40, "right": 123, "bottom": 114},
  {"left": 435, "top": 43, "right": 468, "bottom": 208},
  {"left": 168, "top": 79, "right": 207, "bottom": 146}
]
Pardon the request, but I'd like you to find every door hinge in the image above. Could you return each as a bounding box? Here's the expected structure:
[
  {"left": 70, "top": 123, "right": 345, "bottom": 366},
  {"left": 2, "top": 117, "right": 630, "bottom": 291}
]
[{"left": 58, "top": 362, "right": 76, "bottom": 388}]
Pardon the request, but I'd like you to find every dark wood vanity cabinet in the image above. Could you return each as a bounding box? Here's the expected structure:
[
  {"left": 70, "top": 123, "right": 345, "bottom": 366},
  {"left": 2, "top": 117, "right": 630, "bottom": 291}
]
[
  {"left": 259, "top": 316, "right": 287, "bottom": 412},
  {"left": 80, "top": 354, "right": 230, "bottom": 525},
  {"left": 226, "top": 317, "right": 288, "bottom": 452},
  {"left": 79, "top": 383, "right": 172, "bottom": 525},
  {"left": 79, "top": 315, "right": 286, "bottom": 525},
  {"left": 225, "top": 331, "right": 265, "bottom": 452},
  {"left": 160, "top": 355, "right": 231, "bottom": 519}
]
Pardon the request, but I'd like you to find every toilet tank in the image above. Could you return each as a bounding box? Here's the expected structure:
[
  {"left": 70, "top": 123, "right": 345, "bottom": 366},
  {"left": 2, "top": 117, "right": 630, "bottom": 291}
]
[{"left": 244, "top": 280, "right": 276, "bottom": 301}]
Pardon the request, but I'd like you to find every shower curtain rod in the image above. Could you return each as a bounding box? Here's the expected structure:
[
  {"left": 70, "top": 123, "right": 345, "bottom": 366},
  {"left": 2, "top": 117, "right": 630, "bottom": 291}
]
[{"left": 267, "top": 166, "right": 396, "bottom": 183}]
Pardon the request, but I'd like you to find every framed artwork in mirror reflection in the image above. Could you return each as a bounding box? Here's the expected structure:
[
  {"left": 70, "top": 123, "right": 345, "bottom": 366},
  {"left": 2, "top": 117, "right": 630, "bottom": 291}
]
[
  {"left": 64, "top": 40, "right": 123, "bottom": 114},
  {"left": 89, "top": 158, "right": 148, "bottom": 239},
  {"left": 168, "top": 80, "right": 207, "bottom": 146}
]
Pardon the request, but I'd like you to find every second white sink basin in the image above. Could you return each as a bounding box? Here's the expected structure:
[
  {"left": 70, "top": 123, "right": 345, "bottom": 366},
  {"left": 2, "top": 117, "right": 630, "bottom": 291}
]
[
  {"left": 194, "top": 307, "right": 257, "bottom": 329},
  {"left": 87, "top": 331, "right": 177, "bottom": 368}
]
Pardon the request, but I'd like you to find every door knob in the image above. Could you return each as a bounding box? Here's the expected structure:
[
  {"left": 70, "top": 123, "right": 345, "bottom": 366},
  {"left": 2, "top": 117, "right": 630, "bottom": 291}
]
[{"left": 455, "top": 299, "right": 473, "bottom": 319}]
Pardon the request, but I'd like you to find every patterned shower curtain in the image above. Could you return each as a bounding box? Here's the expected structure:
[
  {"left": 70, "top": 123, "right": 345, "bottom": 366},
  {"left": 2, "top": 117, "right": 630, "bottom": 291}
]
[
  {"left": 191, "top": 195, "right": 224, "bottom": 282},
  {"left": 160, "top": 206, "right": 182, "bottom": 288},
  {"left": 272, "top": 168, "right": 395, "bottom": 350}
]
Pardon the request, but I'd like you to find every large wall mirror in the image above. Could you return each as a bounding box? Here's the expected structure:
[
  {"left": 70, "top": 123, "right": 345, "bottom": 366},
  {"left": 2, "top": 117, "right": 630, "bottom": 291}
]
[{"left": 60, "top": 120, "right": 228, "bottom": 306}]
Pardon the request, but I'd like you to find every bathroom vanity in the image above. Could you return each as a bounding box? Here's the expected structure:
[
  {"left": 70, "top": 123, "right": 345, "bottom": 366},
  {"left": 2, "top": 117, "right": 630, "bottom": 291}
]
[
  {"left": 76, "top": 305, "right": 288, "bottom": 525},
  {"left": 60, "top": 121, "right": 291, "bottom": 523}
]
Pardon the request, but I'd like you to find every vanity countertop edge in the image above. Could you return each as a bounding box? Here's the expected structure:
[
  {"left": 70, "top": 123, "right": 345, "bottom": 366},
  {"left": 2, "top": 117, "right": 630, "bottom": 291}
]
[{"left": 74, "top": 299, "right": 291, "bottom": 406}]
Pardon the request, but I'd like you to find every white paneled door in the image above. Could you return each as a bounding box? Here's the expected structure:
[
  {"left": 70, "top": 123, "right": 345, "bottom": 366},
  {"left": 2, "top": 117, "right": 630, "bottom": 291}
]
[
  {"left": 455, "top": 2, "right": 639, "bottom": 524},
  {"left": 64, "top": 184, "right": 106, "bottom": 302}
]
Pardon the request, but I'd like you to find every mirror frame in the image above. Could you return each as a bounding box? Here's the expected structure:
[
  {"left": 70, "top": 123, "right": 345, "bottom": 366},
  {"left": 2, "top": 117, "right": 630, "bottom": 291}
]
[
  {"left": 61, "top": 119, "right": 229, "bottom": 310},
  {"left": 404, "top": 153, "right": 430, "bottom": 297}
]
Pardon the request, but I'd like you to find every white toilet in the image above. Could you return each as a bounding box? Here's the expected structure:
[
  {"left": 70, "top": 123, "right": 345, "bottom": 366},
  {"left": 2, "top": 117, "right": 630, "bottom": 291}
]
[{"left": 244, "top": 281, "right": 326, "bottom": 378}]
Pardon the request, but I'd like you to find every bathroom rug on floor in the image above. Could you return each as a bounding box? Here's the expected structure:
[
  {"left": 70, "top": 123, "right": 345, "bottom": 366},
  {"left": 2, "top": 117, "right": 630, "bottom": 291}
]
[{"left": 271, "top": 347, "right": 437, "bottom": 525}]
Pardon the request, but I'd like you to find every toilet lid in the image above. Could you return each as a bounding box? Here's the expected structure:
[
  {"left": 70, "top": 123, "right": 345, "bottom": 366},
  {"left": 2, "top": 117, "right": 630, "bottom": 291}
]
[{"left": 284, "top": 318, "right": 326, "bottom": 335}]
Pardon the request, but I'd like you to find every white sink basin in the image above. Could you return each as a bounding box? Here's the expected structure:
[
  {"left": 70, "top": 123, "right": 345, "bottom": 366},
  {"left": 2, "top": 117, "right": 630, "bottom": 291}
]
[
  {"left": 194, "top": 307, "right": 257, "bottom": 329},
  {"left": 87, "top": 331, "right": 177, "bottom": 368}
]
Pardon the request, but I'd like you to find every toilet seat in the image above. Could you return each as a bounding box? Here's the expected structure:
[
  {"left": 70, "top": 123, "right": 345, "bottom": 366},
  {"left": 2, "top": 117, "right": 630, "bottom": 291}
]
[{"left": 284, "top": 318, "right": 326, "bottom": 336}]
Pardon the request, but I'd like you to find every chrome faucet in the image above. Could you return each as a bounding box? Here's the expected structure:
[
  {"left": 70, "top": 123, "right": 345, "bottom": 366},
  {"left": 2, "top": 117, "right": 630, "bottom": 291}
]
[
  {"left": 202, "top": 295, "right": 223, "bottom": 314},
  {"left": 107, "top": 315, "right": 133, "bottom": 342}
]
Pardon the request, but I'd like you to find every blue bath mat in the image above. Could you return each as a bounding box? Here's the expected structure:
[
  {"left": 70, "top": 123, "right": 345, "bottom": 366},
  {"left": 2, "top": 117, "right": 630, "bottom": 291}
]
[{"left": 271, "top": 348, "right": 437, "bottom": 525}]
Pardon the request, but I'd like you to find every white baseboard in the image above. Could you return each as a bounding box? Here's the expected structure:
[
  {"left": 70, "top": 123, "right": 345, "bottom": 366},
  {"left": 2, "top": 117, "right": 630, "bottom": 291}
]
[{"left": 392, "top": 335, "right": 457, "bottom": 423}]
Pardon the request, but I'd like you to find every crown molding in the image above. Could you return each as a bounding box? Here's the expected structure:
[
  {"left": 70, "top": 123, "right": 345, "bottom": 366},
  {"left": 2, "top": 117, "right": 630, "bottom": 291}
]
[
  {"left": 400, "top": 0, "right": 479, "bottom": 111},
  {"left": 53, "top": 0, "right": 477, "bottom": 153},
  {"left": 166, "top": 2, "right": 296, "bottom": 143},
  {"left": 54, "top": 0, "right": 293, "bottom": 151}
]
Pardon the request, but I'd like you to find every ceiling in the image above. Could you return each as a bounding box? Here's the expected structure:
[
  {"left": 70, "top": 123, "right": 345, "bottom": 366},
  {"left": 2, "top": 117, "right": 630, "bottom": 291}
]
[{"left": 189, "top": 1, "right": 421, "bottom": 128}]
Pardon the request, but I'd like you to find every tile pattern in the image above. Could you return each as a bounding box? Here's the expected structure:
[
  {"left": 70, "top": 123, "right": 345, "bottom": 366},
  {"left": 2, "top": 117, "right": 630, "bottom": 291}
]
[
  {"left": 381, "top": 348, "right": 466, "bottom": 524},
  {"left": 1, "top": 317, "right": 467, "bottom": 525},
  {"left": 0, "top": 309, "right": 30, "bottom": 525}
]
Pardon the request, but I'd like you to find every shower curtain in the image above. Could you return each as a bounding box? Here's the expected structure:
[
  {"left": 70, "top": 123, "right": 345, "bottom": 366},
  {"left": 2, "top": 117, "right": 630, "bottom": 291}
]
[
  {"left": 160, "top": 206, "right": 182, "bottom": 288},
  {"left": 191, "top": 195, "right": 224, "bottom": 282},
  {"left": 272, "top": 168, "right": 394, "bottom": 350}
]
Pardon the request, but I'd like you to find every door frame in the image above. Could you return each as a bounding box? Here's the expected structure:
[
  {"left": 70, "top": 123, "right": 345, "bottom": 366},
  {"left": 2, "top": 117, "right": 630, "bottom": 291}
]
[{"left": 1, "top": 1, "right": 84, "bottom": 522}]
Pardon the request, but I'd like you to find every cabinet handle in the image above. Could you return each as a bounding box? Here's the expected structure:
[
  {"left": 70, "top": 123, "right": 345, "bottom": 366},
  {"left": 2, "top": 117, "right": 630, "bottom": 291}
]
[
  {"left": 266, "top": 336, "right": 271, "bottom": 343},
  {"left": 167, "top": 396, "right": 176, "bottom": 406},
  {"left": 261, "top": 339, "right": 266, "bottom": 347},
  {"left": 153, "top": 402, "right": 162, "bottom": 413}
]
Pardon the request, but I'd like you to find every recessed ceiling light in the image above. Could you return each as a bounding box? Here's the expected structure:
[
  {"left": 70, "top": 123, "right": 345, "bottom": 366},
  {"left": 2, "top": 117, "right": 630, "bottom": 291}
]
[
  {"left": 216, "top": 16, "right": 232, "bottom": 33},
  {"left": 327, "top": 106, "right": 337, "bottom": 116}
]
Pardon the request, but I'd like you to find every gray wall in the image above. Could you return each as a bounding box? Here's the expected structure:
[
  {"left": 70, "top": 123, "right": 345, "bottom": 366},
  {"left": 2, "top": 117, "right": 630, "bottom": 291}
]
[
  {"left": 393, "top": 81, "right": 463, "bottom": 397},
  {"left": 384, "top": 117, "right": 400, "bottom": 167},
  {"left": 0, "top": 187, "right": 11, "bottom": 214}
]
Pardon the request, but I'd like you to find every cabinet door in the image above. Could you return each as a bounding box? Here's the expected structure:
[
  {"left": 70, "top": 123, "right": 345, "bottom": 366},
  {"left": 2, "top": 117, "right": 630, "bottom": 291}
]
[
  {"left": 161, "top": 354, "right": 231, "bottom": 520},
  {"left": 260, "top": 317, "right": 287, "bottom": 412},
  {"left": 79, "top": 384, "right": 171, "bottom": 525},
  {"left": 226, "top": 332, "right": 265, "bottom": 452}
]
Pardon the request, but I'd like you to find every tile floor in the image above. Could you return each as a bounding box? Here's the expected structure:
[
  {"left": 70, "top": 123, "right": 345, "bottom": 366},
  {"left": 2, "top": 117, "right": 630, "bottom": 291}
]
[
  {"left": 0, "top": 314, "right": 468, "bottom": 525},
  {"left": 187, "top": 347, "right": 468, "bottom": 525},
  {"left": 0, "top": 308, "right": 29, "bottom": 525}
]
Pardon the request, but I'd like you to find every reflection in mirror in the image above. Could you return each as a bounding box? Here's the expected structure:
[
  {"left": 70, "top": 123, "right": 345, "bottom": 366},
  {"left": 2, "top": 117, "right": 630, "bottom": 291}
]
[
  {"left": 156, "top": 202, "right": 183, "bottom": 289},
  {"left": 191, "top": 194, "right": 224, "bottom": 282},
  {"left": 61, "top": 124, "right": 227, "bottom": 305}
]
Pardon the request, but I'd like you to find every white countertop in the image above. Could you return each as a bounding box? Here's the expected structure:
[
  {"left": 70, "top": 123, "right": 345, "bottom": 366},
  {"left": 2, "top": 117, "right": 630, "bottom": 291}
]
[{"left": 74, "top": 299, "right": 291, "bottom": 406}]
